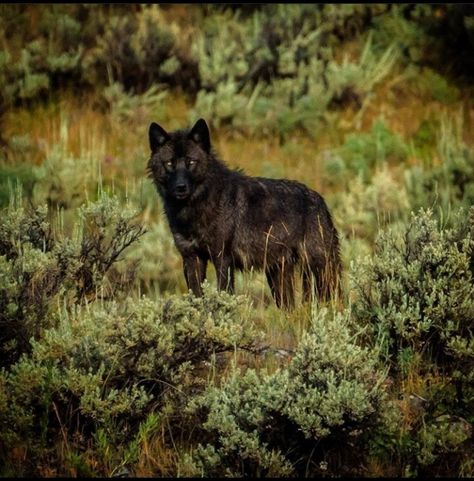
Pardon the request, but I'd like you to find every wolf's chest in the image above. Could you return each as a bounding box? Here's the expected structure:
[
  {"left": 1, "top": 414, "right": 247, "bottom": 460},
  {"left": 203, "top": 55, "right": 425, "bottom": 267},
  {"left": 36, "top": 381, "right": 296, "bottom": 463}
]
[{"left": 170, "top": 212, "right": 220, "bottom": 254}]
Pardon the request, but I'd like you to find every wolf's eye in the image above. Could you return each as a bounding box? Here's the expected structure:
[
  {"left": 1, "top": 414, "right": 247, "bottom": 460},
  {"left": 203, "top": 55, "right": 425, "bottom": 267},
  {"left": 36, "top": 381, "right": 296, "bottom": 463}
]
[
  {"left": 189, "top": 159, "right": 197, "bottom": 166},
  {"left": 165, "top": 161, "right": 173, "bottom": 168}
]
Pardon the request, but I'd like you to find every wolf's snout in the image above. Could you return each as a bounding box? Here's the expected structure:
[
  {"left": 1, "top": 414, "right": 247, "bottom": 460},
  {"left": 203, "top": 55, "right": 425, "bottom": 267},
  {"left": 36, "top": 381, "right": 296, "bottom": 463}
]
[
  {"left": 175, "top": 183, "right": 188, "bottom": 193},
  {"left": 174, "top": 183, "right": 190, "bottom": 199}
]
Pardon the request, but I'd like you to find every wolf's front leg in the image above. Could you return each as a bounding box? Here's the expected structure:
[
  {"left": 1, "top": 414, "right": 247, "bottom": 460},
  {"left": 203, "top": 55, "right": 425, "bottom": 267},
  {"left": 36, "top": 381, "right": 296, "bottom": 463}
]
[{"left": 183, "top": 255, "right": 207, "bottom": 296}]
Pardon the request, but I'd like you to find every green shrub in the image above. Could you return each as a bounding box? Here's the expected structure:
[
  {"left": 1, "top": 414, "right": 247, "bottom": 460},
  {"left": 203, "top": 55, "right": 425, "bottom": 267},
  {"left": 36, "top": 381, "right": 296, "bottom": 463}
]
[
  {"left": 350, "top": 206, "right": 474, "bottom": 477},
  {"left": 190, "top": 7, "right": 397, "bottom": 139},
  {"left": 182, "top": 306, "right": 387, "bottom": 477},
  {"left": 417, "top": 415, "right": 472, "bottom": 468},
  {"left": 0, "top": 283, "right": 258, "bottom": 476},
  {"left": 353, "top": 207, "right": 474, "bottom": 366},
  {"left": 372, "top": 4, "right": 474, "bottom": 79},
  {"left": 332, "top": 167, "right": 410, "bottom": 243},
  {"left": 0, "top": 5, "right": 197, "bottom": 113},
  {"left": 81, "top": 5, "right": 196, "bottom": 94},
  {"left": 351, "top": 205, "right": 474, "bottom": 448},
  {"left": 122, "top": 217, "right": 182, "bottom": 293},
  {"left": 0, "top": 162, "right": 38, "bottom": 207},
  {"left": 411, "top": 67, "right": 460, "bottom": 104},
  {"left": 0, "top": 191, "right": 145, "bottom": 368},
  {"left": 371, "top": 398, "right": 473, "bottom": 477},
  {"left": 32, "top": 146, "right": 100, "bottom": 210},
  {"left": 0, "top": 41, "right": 50, "bottom": 106},
  {"left": 405, "top": 114, "right": 474, "bottom": 211},
  {"left": 100, "top": 82, "right": 168, "bottom": 124},
  {"left": 0, "top": 5, "right": 91, "bottom": 108},
  {"left": 326, "top": 32, "right": 398, "bottom": 106},
  {"left": 328, "top": 119, "right": 409, "bottom": 184},
  {"left": 372, "top": 5, "right": 434, "bottom": 64}
]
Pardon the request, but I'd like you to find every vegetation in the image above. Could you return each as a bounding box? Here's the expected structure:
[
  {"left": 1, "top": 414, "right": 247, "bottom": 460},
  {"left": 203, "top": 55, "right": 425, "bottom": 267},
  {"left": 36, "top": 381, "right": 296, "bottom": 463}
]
[{"left": 0, "top": 4, "right": 473, "bottom": 477}]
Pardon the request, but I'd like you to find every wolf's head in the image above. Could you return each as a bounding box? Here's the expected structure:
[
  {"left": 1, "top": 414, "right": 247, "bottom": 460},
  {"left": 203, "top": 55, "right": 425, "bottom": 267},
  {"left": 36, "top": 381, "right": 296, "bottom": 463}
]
[{"left": 147, "top": 118, "right": 212, "bottom": 201}]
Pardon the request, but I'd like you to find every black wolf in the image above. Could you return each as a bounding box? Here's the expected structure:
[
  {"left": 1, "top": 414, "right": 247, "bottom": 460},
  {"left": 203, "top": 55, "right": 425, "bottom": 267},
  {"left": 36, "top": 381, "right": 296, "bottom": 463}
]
[{"left": 147, "top": 119, "right": 341, "bottom": 308}]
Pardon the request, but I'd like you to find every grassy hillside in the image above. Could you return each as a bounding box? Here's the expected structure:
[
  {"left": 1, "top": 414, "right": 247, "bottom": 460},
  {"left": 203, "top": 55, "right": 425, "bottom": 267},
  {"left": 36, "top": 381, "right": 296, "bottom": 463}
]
[{"left": 0, "top": 4, "right": 473, "bottom": 477}]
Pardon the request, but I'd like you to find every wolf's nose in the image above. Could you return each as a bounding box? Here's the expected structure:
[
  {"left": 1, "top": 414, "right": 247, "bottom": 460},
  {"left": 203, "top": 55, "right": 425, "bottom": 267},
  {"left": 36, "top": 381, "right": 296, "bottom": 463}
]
[{"left": 176, "top": 184, "right": 188, "bottom": 193}]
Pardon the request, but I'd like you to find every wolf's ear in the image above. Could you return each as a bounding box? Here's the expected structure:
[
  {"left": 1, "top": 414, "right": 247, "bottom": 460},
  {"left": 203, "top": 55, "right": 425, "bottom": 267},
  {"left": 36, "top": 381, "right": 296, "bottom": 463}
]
[
  {"left": 188, "top": 118, "right": 210, "bottom": 152},
  {"left": 149, "top": 122, "right": 170, "bottom": 152}
]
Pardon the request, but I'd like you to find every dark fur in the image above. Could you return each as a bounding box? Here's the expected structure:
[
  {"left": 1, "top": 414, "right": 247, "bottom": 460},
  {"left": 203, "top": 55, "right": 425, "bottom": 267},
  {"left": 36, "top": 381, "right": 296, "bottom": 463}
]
[{"left": 147, "top": 119, "right": 341, "bottom": 308}]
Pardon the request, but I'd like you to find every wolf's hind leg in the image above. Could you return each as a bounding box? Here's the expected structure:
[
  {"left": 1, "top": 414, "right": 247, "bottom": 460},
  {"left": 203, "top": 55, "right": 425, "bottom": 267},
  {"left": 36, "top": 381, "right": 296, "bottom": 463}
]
[
  {"left": 266, "top": 260, "right": 295, "bottom": 309},
  {"left": 302, "top": 266, "right": 315, "bottom": 304},
  {"left": 309, "top": 255, "right": 341, "bottom": 302}
]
